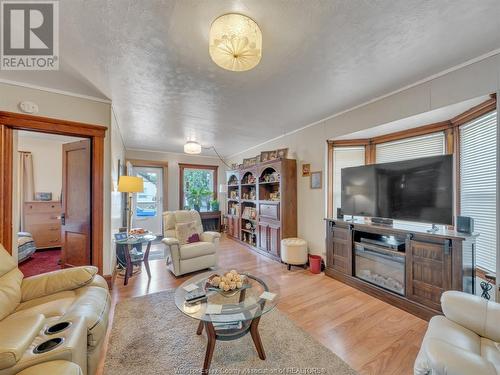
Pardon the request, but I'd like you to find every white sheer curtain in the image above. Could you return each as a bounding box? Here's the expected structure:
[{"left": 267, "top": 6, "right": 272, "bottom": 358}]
[{"left": 18, "top": 151, "right": 35, "bottom": 231}]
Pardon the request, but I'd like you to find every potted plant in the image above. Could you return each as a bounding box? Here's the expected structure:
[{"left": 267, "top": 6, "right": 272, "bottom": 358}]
[
  {"left": 187, "top": 187, "right": 211, "bottom": 211},
  {"left": 210, "top": 199, "right": 220, "bottom": 211}
]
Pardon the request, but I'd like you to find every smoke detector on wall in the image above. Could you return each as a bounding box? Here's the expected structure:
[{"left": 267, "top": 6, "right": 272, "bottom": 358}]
[{"left": 19, "top": 101, "right": 39, "bottom": 114}]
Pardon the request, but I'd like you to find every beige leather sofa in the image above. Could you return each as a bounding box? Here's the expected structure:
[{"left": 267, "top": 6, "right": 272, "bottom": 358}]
[
  {"left": 0, "top": 244, "right": 110, "bottom": 375},
  {"left": 415, "top": 291, "right": 500, "bottom": 375},
  {"left": 162, "top": 210, "right": 220, "bottom": 276}
]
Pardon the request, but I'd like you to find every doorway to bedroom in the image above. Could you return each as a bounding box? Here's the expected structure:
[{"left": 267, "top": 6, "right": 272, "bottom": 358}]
[{"left": 15, "top": 130, "right": 91, "bottom": 277}]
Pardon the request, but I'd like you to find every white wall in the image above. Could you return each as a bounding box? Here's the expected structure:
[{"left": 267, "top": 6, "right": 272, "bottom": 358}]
[
  {"left": 229, "top": 53, "right": 500, "bottom": 258},
  {"left": 0, "top": 82, "right": 115, "bottom": 275},
  {"left": 125, "top": 149, "right": 227, "bottom": 214},
  {"left": 17, "top": 135, "right": 82, "bottom": 201},
  {"left": 109, "top": 110, "right": 125, "bottom": 274}
]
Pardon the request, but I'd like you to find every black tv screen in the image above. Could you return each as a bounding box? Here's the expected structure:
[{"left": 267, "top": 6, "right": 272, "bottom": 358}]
[{"left": 341, "top": 155, "right": 453, "bottom": 225}]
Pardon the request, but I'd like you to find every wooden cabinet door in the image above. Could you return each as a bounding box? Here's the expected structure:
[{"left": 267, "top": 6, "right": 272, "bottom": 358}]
[
  {"left": 227, "top": 216, "right": 234, "bottom": 236},
  {"left": 406, "top": 237, "right": 452, "bottom": 311},
  {"left": 326, "top": 222, "right": 351, "bottom": 275},
  {"left": 326, "top": 221, "right": 335, "bottom": 269},
  {"left": 258, "top": 222, "right": 269, "bottom": 251},
  {"left": 230, "top": 216, "right": 239, "bottom": 238},
  {"left": 268, "top": 224, "right": 281, "bottom": 257}
]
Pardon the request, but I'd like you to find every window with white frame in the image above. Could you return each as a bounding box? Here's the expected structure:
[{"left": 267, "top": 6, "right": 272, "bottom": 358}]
[
  {"left": 333, "top": 146, "right": 365, "bottom": 215},
  {"left": 375, "top": 132, "right": 446, "bottom": 164},
  {"left": 460, "top": 111, "right": 497, "bottom": 272}
]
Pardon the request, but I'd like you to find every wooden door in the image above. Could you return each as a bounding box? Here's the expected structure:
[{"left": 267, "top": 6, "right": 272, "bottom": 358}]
[
  {"left": 61, "top": 140, "right": 91, "bottom": 267},
  {"left": 405, "top": 237, "right": 452, "bottom": 311}
]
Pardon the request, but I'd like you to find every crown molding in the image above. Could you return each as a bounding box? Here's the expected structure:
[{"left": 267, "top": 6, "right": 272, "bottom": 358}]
[{"left": 0, "top": 78, "right": 111, "bottom": 104}]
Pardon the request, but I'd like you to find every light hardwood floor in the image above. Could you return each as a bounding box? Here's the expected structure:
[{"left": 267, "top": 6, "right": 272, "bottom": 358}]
[{"left": 97, "top": 236, "right": 427, "bottom": 375}]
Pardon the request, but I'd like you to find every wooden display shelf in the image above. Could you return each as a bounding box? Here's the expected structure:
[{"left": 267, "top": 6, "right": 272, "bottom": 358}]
[
  {"left": 259, "top": 181, "right": 280, "bottom": 185},
  {"left": 225, "top": 159, "right": 297, "bottom": 262}
]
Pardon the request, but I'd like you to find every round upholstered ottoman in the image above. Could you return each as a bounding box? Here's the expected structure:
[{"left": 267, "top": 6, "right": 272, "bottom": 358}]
[{"left": 281, "top": 238, "right": 308, "bottom": 270}]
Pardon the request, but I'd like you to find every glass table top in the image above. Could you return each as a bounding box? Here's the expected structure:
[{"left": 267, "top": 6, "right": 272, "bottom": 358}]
[
  {"left": 115, "top": 233, "right": 156, "bottom": 245},
  {"left": 174, "top": 270, "right": 279, "bottom": 324}
]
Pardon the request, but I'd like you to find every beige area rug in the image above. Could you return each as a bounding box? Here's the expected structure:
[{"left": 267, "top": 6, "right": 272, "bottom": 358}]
[{"left": 104, "top": 290, "right": 357, "bottom": 375}]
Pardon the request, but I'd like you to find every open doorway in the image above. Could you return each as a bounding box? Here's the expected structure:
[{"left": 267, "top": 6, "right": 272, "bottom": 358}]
[
  {"left": 16, "top": 130, "right": 91, "bottom": 277},
  {"left": 126, "top": 159, "right": 168, "bottom": 238}
]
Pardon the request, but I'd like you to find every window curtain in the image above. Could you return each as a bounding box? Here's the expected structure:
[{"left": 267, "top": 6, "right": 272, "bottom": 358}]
[{"left": 18, "top": 151, "right": 35, "bottom": 231}]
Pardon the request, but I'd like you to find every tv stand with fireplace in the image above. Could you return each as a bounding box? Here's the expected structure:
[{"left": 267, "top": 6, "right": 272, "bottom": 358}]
[{"left": 325, "top": 218, "right": 477, "bottom": 320}]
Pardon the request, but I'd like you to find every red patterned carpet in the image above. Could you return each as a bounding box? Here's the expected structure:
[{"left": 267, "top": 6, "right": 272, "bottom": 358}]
[{"left": 19, "top": 249, "right": 61, "bottom": 277}]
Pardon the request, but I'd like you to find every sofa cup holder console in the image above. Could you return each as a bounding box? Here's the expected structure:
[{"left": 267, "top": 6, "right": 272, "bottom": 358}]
[
  {"left": 45, "top": 321, "right": 72, "bottom": 335},
  {"left": 33, "top": 337, "right": 64, "bottom": 354}
]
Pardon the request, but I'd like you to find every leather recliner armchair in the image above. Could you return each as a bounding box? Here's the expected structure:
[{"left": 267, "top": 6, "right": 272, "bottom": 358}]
[
  {"left": 162, "top": 210, "right": 220, "bottom": 276},
  {"left": 0, "top": 244, "right": 110, "bottom": 375},
  {"left": 414, "top": 291, "right": 500, "bottom": 375}
]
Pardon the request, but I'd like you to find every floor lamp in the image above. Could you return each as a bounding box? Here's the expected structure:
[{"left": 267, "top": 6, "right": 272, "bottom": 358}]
[{"left": 118, "top": 176, "right": 144, "bottom": 234}]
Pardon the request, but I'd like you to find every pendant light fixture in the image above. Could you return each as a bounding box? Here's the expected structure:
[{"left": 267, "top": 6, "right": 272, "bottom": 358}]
[{"left": 209, "top": 13, "right": 262, "bottom": 72}]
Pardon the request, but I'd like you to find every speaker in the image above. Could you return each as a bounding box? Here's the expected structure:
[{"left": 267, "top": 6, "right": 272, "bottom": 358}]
[
  {"left": 457, "top": 216, "right": 474, "bottom": 234},
  {"left": 337, "top": 208, "right": 343, "bottom": 219}
]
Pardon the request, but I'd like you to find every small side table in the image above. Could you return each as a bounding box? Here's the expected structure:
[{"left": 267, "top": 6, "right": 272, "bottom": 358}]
[{"left": 115, "top": 234, "right": 156, "bottom": 285}]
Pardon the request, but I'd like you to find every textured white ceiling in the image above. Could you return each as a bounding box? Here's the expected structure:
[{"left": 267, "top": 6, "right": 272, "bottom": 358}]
[{"left": 2, "top": 0, "right": 500, "bottom": 156}]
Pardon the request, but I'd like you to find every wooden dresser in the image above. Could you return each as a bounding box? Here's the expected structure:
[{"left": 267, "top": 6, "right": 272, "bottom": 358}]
[{"left": 24, "top": 201, "right": 62, "bottom": 249}]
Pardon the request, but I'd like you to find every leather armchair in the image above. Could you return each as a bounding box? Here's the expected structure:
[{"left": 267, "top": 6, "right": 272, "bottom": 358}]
[
  {"left": 162, "top": 210, "right": 220, "bottom": 276},
  {"left": 414, "top": 291, "right": 500, "bottom": 375},
  {"left": 0, "top": 244, "right": 110, "bottom": 375}
]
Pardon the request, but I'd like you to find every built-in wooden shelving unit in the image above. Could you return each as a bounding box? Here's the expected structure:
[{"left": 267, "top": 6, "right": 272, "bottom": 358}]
[{"left": 225, "top": 158, "right": 297, "bottom": 260}]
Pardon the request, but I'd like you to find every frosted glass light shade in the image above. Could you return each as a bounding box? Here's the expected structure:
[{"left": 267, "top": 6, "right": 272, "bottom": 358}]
[
  {"left": 209, "top": 13, "right": 262, "bottom": 72},
  {"left": 184, "top": 141, "right": 202, "bottom": 154}
]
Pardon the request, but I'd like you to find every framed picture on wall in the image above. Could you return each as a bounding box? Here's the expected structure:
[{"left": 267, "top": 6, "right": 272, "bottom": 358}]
[
  {"left": 302, "top": 163, "right": 311, "bottom": 177},
  {"left": 310, "top": 171, "right": 322, "bottom": 189}
]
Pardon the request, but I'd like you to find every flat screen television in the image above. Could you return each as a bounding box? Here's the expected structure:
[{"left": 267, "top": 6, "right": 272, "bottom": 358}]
[{"left": 341, "top": 155, "right": 453, "bottom": 225}]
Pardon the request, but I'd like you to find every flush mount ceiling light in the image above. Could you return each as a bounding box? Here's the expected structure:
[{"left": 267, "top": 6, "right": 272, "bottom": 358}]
[
  {"left": 184, "top": 141, "right": 202, "bottom": 154},
  {"left": 209, "top": 13, "right": 262, "bottom": 72}
]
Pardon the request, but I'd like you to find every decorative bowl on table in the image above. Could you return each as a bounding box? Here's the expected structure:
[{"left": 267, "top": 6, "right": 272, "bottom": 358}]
[{"left": 205, "top": 270, "right": 250, "bottom": 297}]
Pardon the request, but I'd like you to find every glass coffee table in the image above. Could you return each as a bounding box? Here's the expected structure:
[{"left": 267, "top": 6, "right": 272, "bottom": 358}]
[{"left": 174, "top": 270, "right": 279, "bottom": 372}]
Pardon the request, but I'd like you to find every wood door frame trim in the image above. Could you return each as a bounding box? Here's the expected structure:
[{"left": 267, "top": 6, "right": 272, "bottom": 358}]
[
  {"left": 0, "top": 111, "right": 106, "bottom": 275},
  {"left": 126, "top": 159, "right": 169, "bottom": 212},
  {"left": 178, "top": 163, "right": 219, "bottom": 210}
]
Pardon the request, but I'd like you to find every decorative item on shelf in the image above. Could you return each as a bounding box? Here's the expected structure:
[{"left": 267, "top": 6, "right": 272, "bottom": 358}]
[
  {"left": 260, "top": 151, "right": 271, "bottom": 162},
  {"left": 242, "top": 206, "right": 256, "bottom": 220},
  {"left": 261, "top": 171, "right": 280, "bottom": 183},
  {"left": 250, "top": 189, "right": 256, "bottom": 200},
  {"left": 228, "top": 175, "right": 238, "bottom": 185},
  {"left": 229, "top": 203, "right": 239, "bottom": 216},
  {"left": 277, "top": 148, "right": 288, "bottom": 159},
  {"left": 268, "top": 150, "right": 278, "bottom": 160},
  {"left": 269, "top": 192, "right": 280, "bottom": 201},
  {"left": 243, "top": 157, "right": 259, "bottom": 168},
  {"left": 118, "top": 176, "right": 144, "bottom": 235},
  {"left": 242, "top": 173, "right": 256, "bottom": 184},
  {"left": 35, "top": 192, "right": 52, "bottom": 201},
  {"left": 302, "top": 163, "right": 311, "bottom": 177},
  {"left": 310, "top": 171, "right": 322, "bottom": 189},
  {"left": 230, "top": 163, "right": 239, "bottom": 170},
  {"left": 206, "top": 270, "right": 249, "bottom": 294},
  {"left": 242, "top": 158, "right": 252, "bottom": 168},
  {"left": 229, "top": 190, "right": 239, "bottom": 199}
]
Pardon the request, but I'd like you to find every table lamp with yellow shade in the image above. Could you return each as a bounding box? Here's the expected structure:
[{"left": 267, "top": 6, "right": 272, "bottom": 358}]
[{"left": 118, "top": 176, "right": 144, "bottom": 234}]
